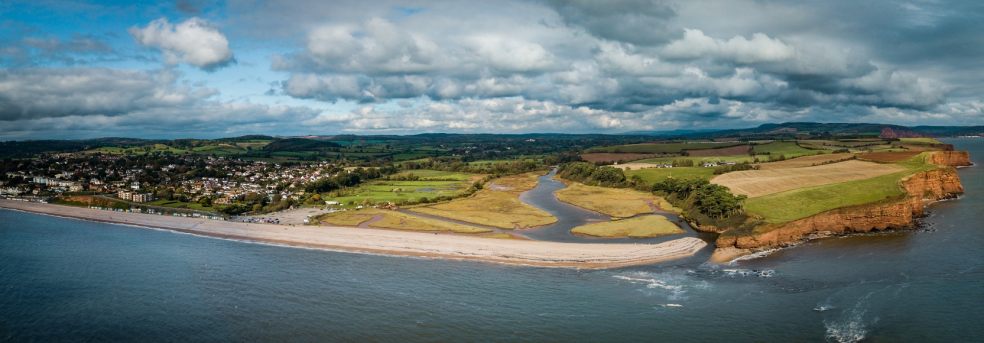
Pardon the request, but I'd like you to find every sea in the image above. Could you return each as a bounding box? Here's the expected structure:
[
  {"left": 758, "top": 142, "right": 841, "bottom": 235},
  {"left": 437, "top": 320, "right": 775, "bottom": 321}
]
[{"left": 1, "top": 138, "right": 982, "bottom": 342}]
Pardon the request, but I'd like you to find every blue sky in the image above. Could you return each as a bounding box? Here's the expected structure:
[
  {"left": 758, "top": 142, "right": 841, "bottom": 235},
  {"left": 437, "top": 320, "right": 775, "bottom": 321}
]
[{"left": 1, "top": 0, "right": 983, "bottom": 139}]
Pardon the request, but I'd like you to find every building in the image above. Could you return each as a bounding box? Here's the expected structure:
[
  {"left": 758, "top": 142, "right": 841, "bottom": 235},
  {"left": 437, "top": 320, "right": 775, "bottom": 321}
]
[{"left": 131, "top": 193, "right": 155, "bottom": 203}]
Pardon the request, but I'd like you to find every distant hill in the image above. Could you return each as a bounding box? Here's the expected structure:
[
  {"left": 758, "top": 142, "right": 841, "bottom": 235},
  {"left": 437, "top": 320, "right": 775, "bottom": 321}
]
[
  {"left": 262, "top": 138, "right": 341, "bottom": 152},
  {"left": 657, "top": 122, "right": 984, "bottom": 139}
]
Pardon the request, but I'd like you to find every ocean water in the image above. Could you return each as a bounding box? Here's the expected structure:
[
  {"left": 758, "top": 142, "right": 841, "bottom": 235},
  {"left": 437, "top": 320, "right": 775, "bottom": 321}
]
[{"left": 2, "top": 138, "right": 982, "bottom": 342}]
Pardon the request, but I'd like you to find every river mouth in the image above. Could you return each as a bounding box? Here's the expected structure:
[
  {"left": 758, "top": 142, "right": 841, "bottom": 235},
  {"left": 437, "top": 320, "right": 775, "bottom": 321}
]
[{"left": 517, "top": 168, "right": 707, "bottom": 244}]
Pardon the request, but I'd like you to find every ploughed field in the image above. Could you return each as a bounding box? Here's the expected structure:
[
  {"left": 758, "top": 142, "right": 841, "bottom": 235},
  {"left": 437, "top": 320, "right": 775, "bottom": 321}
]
[{"left": 711, "top": 160, "right": 905, "bottom": 198}]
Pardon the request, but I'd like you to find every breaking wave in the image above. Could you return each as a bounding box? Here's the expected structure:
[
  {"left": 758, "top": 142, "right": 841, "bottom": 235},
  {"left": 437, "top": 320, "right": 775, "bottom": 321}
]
[{"left": 823, "top": 292, "right": 878, "bottom": 343}]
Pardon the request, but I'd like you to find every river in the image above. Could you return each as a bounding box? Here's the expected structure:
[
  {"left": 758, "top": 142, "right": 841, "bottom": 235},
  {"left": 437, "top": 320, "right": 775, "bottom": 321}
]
[{"left": 1, "top": 138, "right": 981, "bottom": 342}]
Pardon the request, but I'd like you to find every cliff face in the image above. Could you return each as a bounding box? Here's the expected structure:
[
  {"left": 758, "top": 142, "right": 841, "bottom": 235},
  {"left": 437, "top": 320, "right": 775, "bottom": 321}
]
[
  {"left": 716, "top": 166, "right": 964, "bottom": 252},
  {"left": 926, "top": 151, "right": 972, "bottom": 167}
]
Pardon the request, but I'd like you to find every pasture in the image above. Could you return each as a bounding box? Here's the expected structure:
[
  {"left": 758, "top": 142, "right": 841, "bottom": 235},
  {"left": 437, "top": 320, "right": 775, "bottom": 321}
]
[
  {"left": 328, "top": 178, "right": 476, "bottom": 207},
  {"left": 389, "top": 169, "right": 481, "bottom": 181},
  {"left": 586, "top": 142, "right": 742, "bottom": 154},
  {"left": 750, "top": 141, "right": 825, "bottom": 159},
  {"left": 711, "top": 160, "right": 905, "bottom": 198},
  {"left": 580, "top": 153, "right": 660, "bottom": 163},
  {"left": 755, "top": 153, "right": 856, "bottom": 169},
  {"left": 570, "top": 215, "right": 683, "bottom": 238},
  {"left": 624, "top": 167, "right": 716, "bottom": 183}
]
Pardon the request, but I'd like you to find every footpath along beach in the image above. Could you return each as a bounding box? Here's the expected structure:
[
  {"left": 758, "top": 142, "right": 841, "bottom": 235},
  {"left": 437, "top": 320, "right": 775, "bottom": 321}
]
[{"left": 0, "top": 199, "right": 706, "bottom": 269}]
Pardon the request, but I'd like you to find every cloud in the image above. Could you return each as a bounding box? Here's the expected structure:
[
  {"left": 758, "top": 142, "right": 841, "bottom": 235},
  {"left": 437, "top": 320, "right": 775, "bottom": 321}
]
[
  {"left": 130, "top": 17, "right": 234, "bottom": 70},
  {"left": 0, "top": 67, "right": 323, "bottom": 139},
  {"left": 661, "top": 29, "right": 795, "bottom": 63}
]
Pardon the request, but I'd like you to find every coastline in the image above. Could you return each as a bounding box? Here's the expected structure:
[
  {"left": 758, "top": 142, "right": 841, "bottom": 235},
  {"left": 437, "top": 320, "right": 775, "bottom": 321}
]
[{"left": 0, "top": 199, "right": 706, "bottom": 269}]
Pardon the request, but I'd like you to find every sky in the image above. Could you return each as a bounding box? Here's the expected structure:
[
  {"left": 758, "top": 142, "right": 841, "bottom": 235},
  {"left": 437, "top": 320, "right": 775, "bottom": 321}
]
[{"left": 1, "top": 0, "right": 983, "bottom": 139}]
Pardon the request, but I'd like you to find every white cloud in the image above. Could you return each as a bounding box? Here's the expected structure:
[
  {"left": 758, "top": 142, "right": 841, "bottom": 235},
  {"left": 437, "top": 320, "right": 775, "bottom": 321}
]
[
  {"left": 662, "top": 29, "right": 796, "bottom": 63},
  {"left": 130, "top": 17, "right": 234, "bottom": 70}
]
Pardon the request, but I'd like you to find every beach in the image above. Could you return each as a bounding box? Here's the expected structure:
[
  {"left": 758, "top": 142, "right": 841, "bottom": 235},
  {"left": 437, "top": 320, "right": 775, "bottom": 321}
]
[{"left": 0, "top": 199, "right": 706, "bottom": 269}]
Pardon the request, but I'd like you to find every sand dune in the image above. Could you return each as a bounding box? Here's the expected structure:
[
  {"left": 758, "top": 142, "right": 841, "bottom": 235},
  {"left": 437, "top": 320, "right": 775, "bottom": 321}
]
[{"left": 0, "top": 199, "right": 706, "bottom": 269}]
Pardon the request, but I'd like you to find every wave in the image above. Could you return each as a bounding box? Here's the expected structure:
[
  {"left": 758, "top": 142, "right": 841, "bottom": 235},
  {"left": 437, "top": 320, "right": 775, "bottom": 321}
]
[
  {"left": 823, "top": 292, "right": 878, "bottom": 343},
  {"left": 612, "top": 270, "right": 709, "bottom": 301}
]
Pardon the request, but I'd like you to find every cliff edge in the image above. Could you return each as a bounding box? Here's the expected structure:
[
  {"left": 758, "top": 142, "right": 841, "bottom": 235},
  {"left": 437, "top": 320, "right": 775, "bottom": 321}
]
[{"left": 711, "top": 151, "right": 967, "bottom": 262}]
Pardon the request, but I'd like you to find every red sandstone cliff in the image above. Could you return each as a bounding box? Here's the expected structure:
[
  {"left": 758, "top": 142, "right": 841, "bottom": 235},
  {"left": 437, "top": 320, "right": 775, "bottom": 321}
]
[
  {"left": 926, "top": 151, "right": 972, "bottom": 167},
  {"left": 714, "top": 154, "right": 967, "bottom": 257}
]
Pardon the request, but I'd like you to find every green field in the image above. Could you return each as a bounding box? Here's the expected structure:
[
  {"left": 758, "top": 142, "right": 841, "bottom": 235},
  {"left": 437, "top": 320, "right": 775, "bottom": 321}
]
[
  {"left": 624, "top": 167, "right": 716, "bottom": 183},
  {"left": 327, "top": 178, "right": 476, "bottom": 207},
  {"left": 900, "top": 137, "right": 944, "bottom": 145},
  {"left": 744, "top": 154, "right": 938, "bottom": 225},
  {"left": 587, "top": 142, "right": 740, "bottom": 154},
  {"left": 750, "top": 141, "right": 825, "bottom": 159},
  {"left": 634, "top": 155, "right": 759, "bottom": 164},
  {"left": 390, "top": 169, "right": 479, "bottom": 181}
]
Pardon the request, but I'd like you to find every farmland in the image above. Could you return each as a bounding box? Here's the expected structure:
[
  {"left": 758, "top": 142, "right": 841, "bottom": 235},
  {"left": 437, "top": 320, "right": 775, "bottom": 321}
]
[
  {"left": 579, "top": 153, "right": 661, "bottom": 163},
  {"left": 410, "top": 173, "right": 556, "bottom": 229},
  {"left": 570, "top": 215, "right": 683, "bottom": 238},
  {"left": 742, "top": 153, "right": 939, "bottom": 224},
  {"left": 326, "top": 176, "right": 480, "bottom": 207},
  {"left": 750, "top": 141, "right": 826, "bottom": 159},
  {"left": 711, "top": 160, "right": 905, "bottom": 198},
  {"left": 623, "top": 167, "right": 716, "bottom": 183},
  {"left": 755, "top": 153, "right": 855, "bottom": 169},
  {"left": 586, "top": 142, "right": 741, "bottom": 154}
]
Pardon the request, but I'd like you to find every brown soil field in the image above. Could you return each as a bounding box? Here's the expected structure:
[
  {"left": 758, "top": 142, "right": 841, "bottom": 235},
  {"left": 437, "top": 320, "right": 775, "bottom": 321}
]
[
  {"left": 858, "top": 151, "right": 921, "bottom": 162},
  {"left": 756, "top": 153, "right": 855, "bottom": 170},
  {"left": 580, "top": 153, "right": 660, "bottom": 163},
  {"left": 685, "top": 145, "right": 750, "bottom": 157},
  {"left": 711, "top": 160, "right": 905, "bottom": 198}
]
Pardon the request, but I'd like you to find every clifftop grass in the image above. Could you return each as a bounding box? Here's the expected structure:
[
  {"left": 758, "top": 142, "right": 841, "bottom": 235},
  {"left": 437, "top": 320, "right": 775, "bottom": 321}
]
[{"left": 744, "top": 153, "right": 940, "bottom": 225}]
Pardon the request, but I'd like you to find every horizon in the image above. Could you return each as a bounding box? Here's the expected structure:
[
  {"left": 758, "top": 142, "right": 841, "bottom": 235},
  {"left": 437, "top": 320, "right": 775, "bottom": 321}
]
[
  {"left": 3, "top": 121, "right": 984, "bottom": 142},
  {"left": 3, "top": 0, "right": 984, "bottom": 140}
]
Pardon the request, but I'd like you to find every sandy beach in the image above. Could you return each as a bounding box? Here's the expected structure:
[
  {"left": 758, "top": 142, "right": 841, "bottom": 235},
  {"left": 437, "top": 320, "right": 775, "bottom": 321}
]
[{"left": 0, "top": 199, "right": 706, "bottom": 269}]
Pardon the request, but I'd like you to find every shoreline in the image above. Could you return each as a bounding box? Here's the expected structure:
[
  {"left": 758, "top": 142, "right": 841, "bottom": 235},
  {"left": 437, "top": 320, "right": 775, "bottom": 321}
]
[{"left": 0, "top": 199, "right": 706, "bottom": 269}]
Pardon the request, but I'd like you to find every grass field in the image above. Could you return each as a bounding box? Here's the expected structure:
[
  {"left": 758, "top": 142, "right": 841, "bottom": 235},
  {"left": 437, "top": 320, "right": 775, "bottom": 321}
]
[
  {"left": 751, "top": 141, "right": 825, "bottom": 159},
  {"left": 410, "top": 173, "right": 556, "bottom": 229},
  {"left": 685, "top": 145, "right": 750, "bottom": 156},
  {"left": 744, "top": 153, "right": 939, "bottom": 224},
  {"left": 711, "top": 160, "right": 905, "bottom": 198},
  {"left": 755, "top": 153, "right": 855, "bottom": 170},
  {"left": 570, "top": 215, "right": 683, "bottom": 238},
  {"left": 316, "top": 209, "right": 491, "bottom": 233},
  {"left": 634, "top": 155, "right": 759, "bottom": 165},
  {"left": 328, "top": 178, "right": 476, "bottom": 207},
  {"left": 555, "top": 182, "right": 676, "bottom": 217},
  {"left": 580, "top": 153, "right": 660, "bottom": 163},
  {"left": 900, "top": 137, "right": 944, "bottom": 145},
  {"left": 858, "top": 151, "right": 921, "bottom": 162},
  {"left": 389, "top": 169, "right": 481, "bottom": 181},
  {"left": 587, "top": 142, "right": 741, "bottom": 154},
  {"left": 624, "top": 167, "right": 716, "bottom": 183}
]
